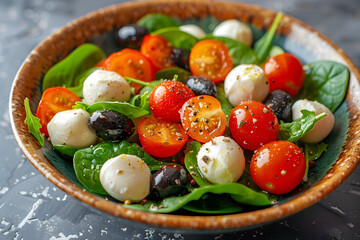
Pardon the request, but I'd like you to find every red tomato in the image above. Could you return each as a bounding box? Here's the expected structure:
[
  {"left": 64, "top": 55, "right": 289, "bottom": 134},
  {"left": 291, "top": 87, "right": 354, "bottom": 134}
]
[
  {"left": 263, "top": 53, "right": 305, "bottom": 97},
  {"left": 36, "top": 87, "right": 81, "bottom": 137},
  {"left": 101, "top": 48, "right": 155, "bottom": 93},
  {"left": 180, "top": 95, "right": 226, "bottom": 143},
  {"left": 250, "top": 140, "right": 306, "bottom": 194},
  {"left": 140, "top": 35, "right": 175, "bottom": 71},
  {"left": 137, "top": 117, "right": 188, "bottom": 158},
  {"left": 149, "top": 80, "right": 195, "bottom": 122},
  {"left": 189, "top": 39, "right": 233, "bottom": 83},
  {"left": 229, "top": 100, "right": 279, "bottom": 150}
]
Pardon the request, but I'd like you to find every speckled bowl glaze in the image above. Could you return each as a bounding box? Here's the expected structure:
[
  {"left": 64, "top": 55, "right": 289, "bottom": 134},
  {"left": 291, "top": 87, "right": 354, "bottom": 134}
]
[{"left": 9, "top": 0, "right": 360, "bottom": 231}]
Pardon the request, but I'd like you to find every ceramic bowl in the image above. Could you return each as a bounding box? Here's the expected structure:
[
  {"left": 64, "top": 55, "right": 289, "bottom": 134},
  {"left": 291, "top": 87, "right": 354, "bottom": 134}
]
[{"left": 9, "top": 0, "right": 360, "bottom": 231}]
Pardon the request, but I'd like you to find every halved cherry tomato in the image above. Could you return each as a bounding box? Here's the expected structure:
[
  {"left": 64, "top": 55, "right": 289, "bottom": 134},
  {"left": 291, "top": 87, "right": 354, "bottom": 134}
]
[
  {"left": 36, "top": 87, "right": 81, "bottom": 137},
  {"left": 149, "top": 80, "right": 195, "bottom": 122},
  {"left": 250, "top": 140, "right": 306, "bottom": 194},
  {"left": 138, "top": 117, "right": 188, "bottom": 158},
  {"left": 101, "top": 48, "right": 155, "bottom": 93},
  {"left": 180, "top": 95, "right": 226, "bottom": 143},
  {"left": 140, "top": 35, "right": 175, "bottom": 71},
  {"left": 263, "top": 53, "right": 305, "bottom": 97},
  {"left": 189, "top": 39, "right": 233, "bottom": 83},
  {"left": 229, "top": 100, "right": 279, "bottom": 150}
]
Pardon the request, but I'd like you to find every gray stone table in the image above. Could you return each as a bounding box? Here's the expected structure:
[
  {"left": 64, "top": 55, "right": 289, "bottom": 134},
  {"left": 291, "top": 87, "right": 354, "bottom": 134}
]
[{"left": 1, "top": 0, "right": 359, "bottom": 239}]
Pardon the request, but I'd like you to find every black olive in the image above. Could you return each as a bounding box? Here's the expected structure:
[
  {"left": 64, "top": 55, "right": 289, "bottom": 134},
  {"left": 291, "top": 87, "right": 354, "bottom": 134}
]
[
  {"left": 185, "top": 75, "right": 217, "bottom": 97},
  {"left": 151, "top": 165, "right": 188, "bottom": 199},
  {"left": 171, "top": 48, "right": 190, "bottom": 70},
  {"left": 115, "top": 24, "right": 149, "bottom": 49},
  {"left": 263, "top": 90, "right": 293, "bottom": 122},
  {"left": 88, "top": 110, "right": 135, "bottom": 141}
]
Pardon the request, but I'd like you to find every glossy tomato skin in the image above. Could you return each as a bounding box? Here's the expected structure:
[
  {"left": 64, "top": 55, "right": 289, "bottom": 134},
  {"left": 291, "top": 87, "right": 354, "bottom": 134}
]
[
  {"left": 140, "top": 35, "right": 175, "bottom": 71},
  {"left": 180, "top": 95, "right": 226, "bottom": 143},
  {"left": 263, "top": 53, "right": 305, "bottom": 97},
  {"left": 229, "top": 100, "right": 279, "bottom": 150},
  {"left": 36, "top": 87, "right": 81, "bottom": 137},
  {"left": 149, "top": 80, "right": 195, "bottom": 122},
  {"left": 101, "top": 48, "right": 155, "bottom": 93},
  {"left": 137, "top": 117, "right": 188, "bottom": 158},
  {"left": 250, "top": 140, "right": 306, "bottom": 194},
  {"left": 189, "top": 39, "right": 233, "bottom": 83}
]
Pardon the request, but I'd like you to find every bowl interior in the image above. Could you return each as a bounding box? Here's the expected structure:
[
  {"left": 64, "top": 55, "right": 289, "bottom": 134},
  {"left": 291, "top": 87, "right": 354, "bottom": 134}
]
[{"left": 9, "top": 0, "right": 360, "bottom": 230}]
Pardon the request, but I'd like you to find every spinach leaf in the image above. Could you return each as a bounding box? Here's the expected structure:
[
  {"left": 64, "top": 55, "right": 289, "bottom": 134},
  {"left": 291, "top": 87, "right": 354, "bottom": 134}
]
[
  {"left": 130, "top": 91, "right": 150, "bottom": 111},
  {"left": 73, "top": 141, "right": 168, "bottom": 194},
  {"left": 42, "top": 43, "right": 106, "bottom": 92},
  {"left": 152, "top": 27, "right": 198, "bottom": 51},
  {"left": 155, "top": 67, "right": 191, "bottom": 83},
  {"left": 53, "top": 145, "right": 79, "bottom": 158},
  {"left": 137, "top": 14, "right": 179, "bottom": 32},
  {"left": 124, "top": 183, "right": 274, "bottom": 213},
  {"left": 254, "top": 12, "right": 283, "bottom": 63},
  {"left": 303, "top": 142, "right": 328, "bottom": 179},
  {"left": 73, "top": 101, "right": 149, "bottom": 119},
  {"left": 24, "top": 98, "right": 44, "bottom": 146},
  {"left": 67, "top": 67, "right": 100, "bottom": 98},
  {"left": 278, "top": 110, "right": 326, "bottom": 142},
  {"left": 296, "top": 61, "right": 350, "bottom": 112},
  {"left": 215, "top": 83, "right": 233, "bottom": 122},
  {"left": 184, "top": 141, "right": 210, "bottom": 187},
  {"left": 203, "top": 36, "right": 258, "bottom": 65}
]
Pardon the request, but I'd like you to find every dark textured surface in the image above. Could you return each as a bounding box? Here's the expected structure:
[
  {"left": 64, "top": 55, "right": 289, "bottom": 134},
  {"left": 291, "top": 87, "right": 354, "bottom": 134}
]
[{"left": 1, "top": 0, "right": 360, "bottom": 239}]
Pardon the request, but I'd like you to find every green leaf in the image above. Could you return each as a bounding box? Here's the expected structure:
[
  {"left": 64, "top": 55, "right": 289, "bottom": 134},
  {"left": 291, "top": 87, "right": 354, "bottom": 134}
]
[
  {"left": 215, "top": 83, "right": 233, "bottom": 122},
  {"left": 202, "top": 36, "right": 258, "bottom": 65},
  {"left": 137, "top": 14, "right": 179, "bottom": 32},
  {"left": 278, "top": 110, "right": 327, "bottom": 142},
  {"left": 130, "top": 91, "right": 151, "bottom": 111},
  {"left": 269, "top": 45, "right": 285, "bottom": 57},
  {"left": 152, "top": 27, "right": 199, "bottom": 51},
  {"left": 73, "top": 141, "right": 168, "bottom": 194},
  {"left": 296, "top": 61, "right": 350, "bottom": 112},
  {"left": 42, "top": 43, "right": 106, "bottom": 92},
  {"left": 53, "top": 145, "right": 79, "bottom": 157},
  {"left": 67, "top": 67, "right": 100, "bottom": 98},
  {"left": 303, "top": 142, "right": 328, "bottom": 179},
  {"left": 155, "top": 67, "right": 191, "bottom": 83},
  {"left": 24, "top": 98, "right": 44, "bottom": 147},
  {"left": 254, "top": 12, "right": 283, "bottom": 63}
]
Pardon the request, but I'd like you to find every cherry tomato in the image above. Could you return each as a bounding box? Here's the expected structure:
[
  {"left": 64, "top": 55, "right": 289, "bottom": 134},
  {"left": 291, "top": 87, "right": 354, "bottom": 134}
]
[
  {"left": 101, "top": 48, "right": 155, "bottom": 93},
  {"left": 229, "top": 100, "right": 279, "bottom": 150},
  {"left": 140, "top": 35, "right": 175, "bottom": 71},
  {"left": 263, "top": 53, "right": 305, "bottom": 97},
  {"left": 250, "top": 140, "right": 306, "bottom": 194},
  {"left": 180, "top": 95, "right": 226, "bottom": 143},
  {"left": 36, "top": 87, "right": 81, "bottom": 137},
  {"left": 189, "top": 39, "right": 233, "bottom": 83},
  {"left": 149, "top": 80, "right": 195, "bottom": 122},
  {"left": 137, "top": 117, "right": 188, "bottom": 158}
]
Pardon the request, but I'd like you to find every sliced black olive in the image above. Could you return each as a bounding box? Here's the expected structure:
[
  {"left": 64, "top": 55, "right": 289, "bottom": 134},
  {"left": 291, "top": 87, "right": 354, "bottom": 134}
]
[
  {"left": 263, "top": 90, "right": 293, "bottom": 122},
  {"left": 185, "top": 75, "right": 217, "bottom": 97},
  {"left": 151, "top": 165, "right": 188, "bottom": 199},
  {"left": 172, "top": 48, "right": 190, "bottom": 70},
  {"left": 88, "top": 110, "right": 135, "bottom": 141},
  {"left": 115, "top": 24, "right": 149, "bottom": 49}
]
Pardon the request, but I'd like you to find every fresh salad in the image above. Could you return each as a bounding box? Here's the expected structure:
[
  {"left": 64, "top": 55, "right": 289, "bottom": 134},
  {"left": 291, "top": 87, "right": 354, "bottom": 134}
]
[{"left": 24, "top": 13, "right": 349, "bottom": 214}]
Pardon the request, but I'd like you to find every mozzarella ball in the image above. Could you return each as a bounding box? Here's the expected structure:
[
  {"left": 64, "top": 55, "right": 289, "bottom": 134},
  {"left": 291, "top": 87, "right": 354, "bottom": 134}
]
[
  {"left": 292, "top": 99, "right": 335, "bottom": 143},
  {"left": 197, "top": 136, "right": 245, "bottom": 184},
  {"left": 100, "top": 154, "right": 151, "bottom": 202},
  {"left": 224, "top": 64, "right": 269, "bottom": 107},
  {"left": 47, "top": 109, "right": 98, "bottom": 149},
  {"left": 213, "top": 19, "right": 253, "bottom": 46},
  {"left": 179, "top": 24, "right": 206, "bottom": 39},
  {"left": 82, "top": 70, "right": 131, "bottom": 105}
]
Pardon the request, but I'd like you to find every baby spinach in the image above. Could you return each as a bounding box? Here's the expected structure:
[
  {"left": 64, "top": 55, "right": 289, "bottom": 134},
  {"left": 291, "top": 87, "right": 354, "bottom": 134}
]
[
  {"left": 155, "top": 67, "right": 191, "bottom": 83},
  {"left": 24, "top": 98, "right": 44, "bottom": 147},
  {"left": 296, "top": 61, "right": 350, "bottom": 112},
  {"left": 278, "top": 110, "right": 326, "bottom": 142},
  {"left": 152, "top": 27, "right": 199, "bottom": 51},
  {"left": 67, "top": 67, "right": 100, "bottom": 98},
  {"left": 254, "top": 12, "right": 283, "bottom": 63},
  {"left": 137, "top": 14, "right": 179, "bottom": 32},
  {"left": 303, "top": 142, "right": 328, "bottom": 179},
  {"left": 73, "top": 141, "right": 168, "bottom": 194},
  {"left": 53, "top": 145, "right": 79, "bottom": 158},
  {"left": 42, "top": 43, "right": 106, "bottom": 92},
  {"left": 130, "top": 91, "right": 150, "bottom": 111},
  {"left": 216, "top": 83, "right": 233, "bottom": 122}
]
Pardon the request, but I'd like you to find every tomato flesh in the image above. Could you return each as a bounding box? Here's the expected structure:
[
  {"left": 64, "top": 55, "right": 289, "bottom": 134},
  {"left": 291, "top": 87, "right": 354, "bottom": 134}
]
[
  {"left": 229, "top": 100, "right": 279, "bottom": 150},
  {"left": 250, "top": 140, "right": 306, "bottom": 194},
  {"left": 180, "top": 95, "right": 226, "bottom": 143},
  {"left": 138, "top": 117, "right": 188, "bottom": 158},
  {"left": 36, "top": 87, "right": 81, "bottom": 137},
  {"left": 189, "top": 39, "right": 233, "bottom": 83}
]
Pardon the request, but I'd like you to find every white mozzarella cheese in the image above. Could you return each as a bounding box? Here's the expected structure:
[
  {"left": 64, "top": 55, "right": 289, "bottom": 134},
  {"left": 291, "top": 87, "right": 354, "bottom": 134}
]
[{"left": 213, "top": 19, "right": 253, "bottom": 46}]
